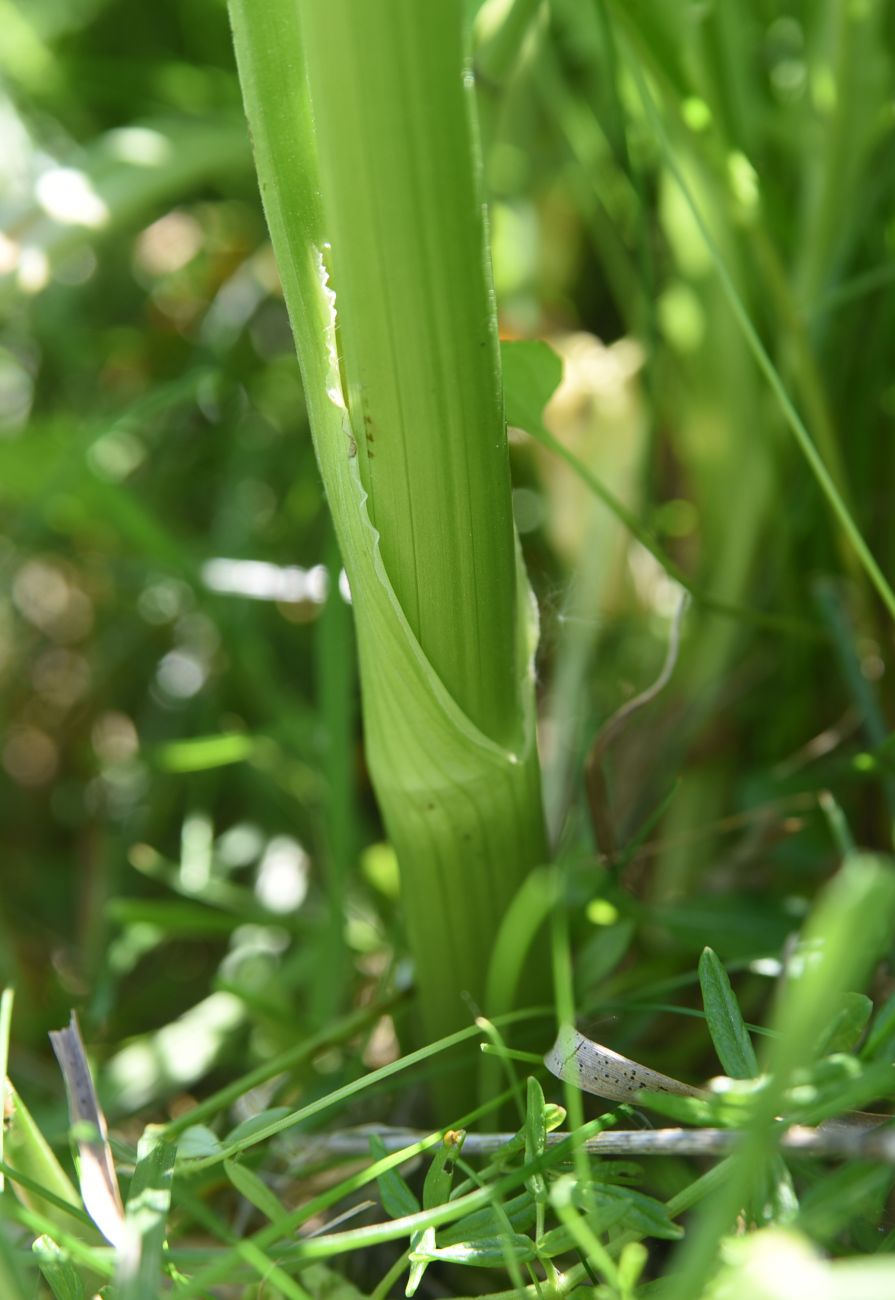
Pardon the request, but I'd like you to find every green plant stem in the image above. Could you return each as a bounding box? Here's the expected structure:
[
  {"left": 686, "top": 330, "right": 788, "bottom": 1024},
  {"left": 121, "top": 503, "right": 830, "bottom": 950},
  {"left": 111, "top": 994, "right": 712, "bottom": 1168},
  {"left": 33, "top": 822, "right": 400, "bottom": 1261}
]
[
  {"left": 299, "top": 2, "right": 518, "bottom": 743},
  {"left": 229, "top": 0, "right": 549, "bottom": 1099}
]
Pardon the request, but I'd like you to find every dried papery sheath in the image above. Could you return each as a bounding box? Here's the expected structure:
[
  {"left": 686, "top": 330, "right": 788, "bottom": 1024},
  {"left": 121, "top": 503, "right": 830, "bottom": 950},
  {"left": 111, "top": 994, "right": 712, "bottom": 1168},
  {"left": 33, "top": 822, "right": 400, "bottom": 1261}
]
[
  {"left": 544, "top": 1025, "right": 707, "bottom": 1104},
  {"left": 49, "top": 1011, "right": 125, "bottom": 1247}
]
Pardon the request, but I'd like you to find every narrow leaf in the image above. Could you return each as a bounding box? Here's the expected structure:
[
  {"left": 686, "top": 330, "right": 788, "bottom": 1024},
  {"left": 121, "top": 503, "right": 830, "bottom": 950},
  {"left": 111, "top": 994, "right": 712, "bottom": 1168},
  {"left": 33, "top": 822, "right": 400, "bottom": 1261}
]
[
  {"left": 224, "top": 1108, "right": 291, "bottom": 1146},
  {"left": 176, "top": 1126, "right": 223, "bottom": 1161},
  {"left": 116, "top": 1128, "right": 176, "bottom": 1300},
  {"left": 3, "top": 1081, "right": 89, "bottom": 1236},
  {"left": 501, "top": 338, "right": 564, "bottom": 436},
  {"left": 817, "top": 992, "right": 873, "bottom": 1056},
  {"left": 32, "top": 1237, "right": 84, "bottom": 1300},
  {"left": 523, "top": 1076, "right": 547, "bottom": 1203},
  {"left": 410, "top": 1233, "right": 537, "bottom": 1267},
  {"left": 369, "top": 1134, "right": 420, "bottom": 1220},
  {"left": 862, "top": 988, "right": 895, "bottom": 1063},
  {"left": 699, "top": 947, "right": 759, "bottom": 1079},
  {"left": 405, "top": 1225, "right": 434, "bottom": 1298},
  {"left": 0, "top": 987, "right": 14, "bottom": 1193},
  {"left": 224, "top": 1159, "right": 287, "bottom": 1226},
  {"left": 422, "top": 1129, "right": 465, "bottom": 1211},
  {"left": 440, "top": 1190, "right": 536, "bottom": 1245}
]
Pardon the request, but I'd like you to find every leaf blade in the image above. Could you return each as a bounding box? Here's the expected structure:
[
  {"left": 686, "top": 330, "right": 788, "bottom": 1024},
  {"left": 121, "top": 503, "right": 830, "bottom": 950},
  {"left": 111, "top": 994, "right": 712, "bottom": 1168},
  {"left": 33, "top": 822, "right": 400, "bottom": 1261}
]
[{"left": 699, "top": 947, "right": 759, "bottom": 1079}]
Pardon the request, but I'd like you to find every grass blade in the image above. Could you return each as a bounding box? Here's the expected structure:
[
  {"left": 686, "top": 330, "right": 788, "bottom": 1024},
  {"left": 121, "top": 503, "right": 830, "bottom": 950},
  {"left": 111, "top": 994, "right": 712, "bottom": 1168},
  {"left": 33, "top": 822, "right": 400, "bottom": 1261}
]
[
  {"left": 32, "top": 1237, "right": 85, "bottom": 1300},
  {"left": 0, "top": 986, "right": 13, "bottom": 1193},
  {"left": 622, "top": 42, "right": 895, "bottom": 622},
  {"left": 116, "top": 1127, "right": 176, "bottom": 1300},
  {"left": 3, "top": 1082, "right": 89, "bottom": 1237}
]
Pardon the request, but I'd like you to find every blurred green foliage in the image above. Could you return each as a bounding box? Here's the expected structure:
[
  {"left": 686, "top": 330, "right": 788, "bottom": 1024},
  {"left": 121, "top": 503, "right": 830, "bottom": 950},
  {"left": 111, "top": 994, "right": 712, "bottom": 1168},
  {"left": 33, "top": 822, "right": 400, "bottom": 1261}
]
[{"left": 1, "top": 0, "right": 894, "bottom": 1167}]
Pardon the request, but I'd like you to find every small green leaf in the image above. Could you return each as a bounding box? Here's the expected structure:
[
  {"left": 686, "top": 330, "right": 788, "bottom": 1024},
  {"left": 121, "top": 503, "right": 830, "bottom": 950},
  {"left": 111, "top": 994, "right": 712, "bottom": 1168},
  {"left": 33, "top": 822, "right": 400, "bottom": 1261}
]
[
  {"left": 766, "top": 1155, "right": 799, "bottom": 1224},
  {"left": 817, "top": 992, "right": 873, "bottom": 1055},
  {"left": 573, "top": 1183, "right": 682, "bottom": 1243},
  {"left": 176, "top": 1126, "right": 223, "bottom": 1160},
  {"left": 543, "top": 1103, "right": 566, "bottom": 1133},
  {"left": 541, "top": 1188, "right": 684, "bottom": 1261},
  {"left": 540, "top": 1212, "right": 625, "bottom": 1257},
  {"left": 440, "top": 1190, "right": 535, "bottom": 1245},
  {"left": 32, "top": 1237, "right": 85, "bottom": 1300},
  {"left": 369, "top": 1135, "right": 420, "bottom": 1219},
  {"left": 405, "top": 1225, "right": 434, "bottom": 1297},
  {"left": 523, "top": 1076, "right": 547, "bottom": 1203},
  {"left": 501, "top": 339, "right": 564, "bottom": 441},
  {"left": 861, "top": 988, "right": 895, "bottom": 1063},
  {"left": 224, "top": 1108, "right": 292, "bottom": 1145},
  {"left": 410, "top": 1233, "right": 537, "bottom": 1267},
  {"left": 699, "top": 946, "right": 759, "bottom": 1078},
  {"left": 577, "top": 921, "right": 636, "bottom": 992},
  {"left": 422, "top": 1129, "right": 465, "bottom": 1210},
  {"left": 224, "top": 1159, "right": 286, "bottom": 1225}
]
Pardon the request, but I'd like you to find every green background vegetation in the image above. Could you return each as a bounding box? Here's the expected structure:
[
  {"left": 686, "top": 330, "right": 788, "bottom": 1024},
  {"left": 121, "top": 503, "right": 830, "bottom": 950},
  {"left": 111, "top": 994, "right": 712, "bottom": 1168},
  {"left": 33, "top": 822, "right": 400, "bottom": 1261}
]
[{"left": 1, "top": 0, "right": 895, "bottom": 1295}]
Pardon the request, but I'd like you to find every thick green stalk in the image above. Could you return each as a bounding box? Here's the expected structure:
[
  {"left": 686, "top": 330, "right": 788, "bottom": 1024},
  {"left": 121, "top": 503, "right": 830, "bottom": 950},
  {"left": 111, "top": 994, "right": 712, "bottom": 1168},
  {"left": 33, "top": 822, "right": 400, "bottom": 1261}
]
[
  {"left": 300, "top": 2, "right": 517, "bottom": 743},
  {"left": 229, "top": 1, "right": 548, "bottom": 1099}
]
